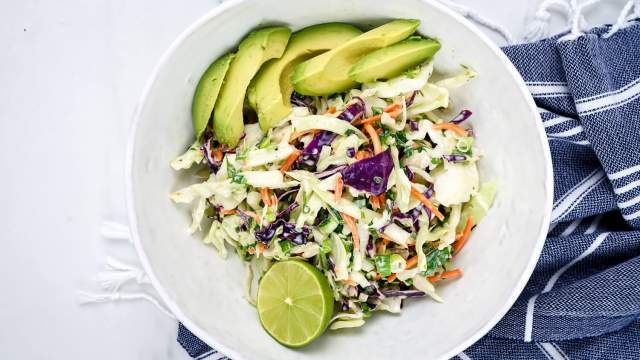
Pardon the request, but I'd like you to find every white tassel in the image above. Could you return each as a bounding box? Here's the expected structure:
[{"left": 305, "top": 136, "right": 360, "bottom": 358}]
[
  {"left": 97, "top": 257, "right": 150, "bottom": 291},
  {"left": 524, "top": 0, "right": 572, "bottom": 42},
  {"left": 559, "top": 0, "right": 605, "bottom": 40},
  {"left": 76, "top": 291, "right": 176, "bottom": 319},
  {"left": 100, "top": 221, "right": 132, "bottom": 242},
  {"left": 438, "top": 0, "right": 515, "bottom": 44},
  {"left": 603, "top": 0, "right": 636, "bottom": 38}
]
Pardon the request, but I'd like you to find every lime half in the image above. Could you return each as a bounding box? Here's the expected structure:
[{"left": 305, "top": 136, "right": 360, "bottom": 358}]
[{"left": 257, "top": 260, "right": 334, "bottom": 347}]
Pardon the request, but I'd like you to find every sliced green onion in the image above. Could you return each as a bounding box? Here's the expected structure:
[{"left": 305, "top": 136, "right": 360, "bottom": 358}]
[
  {"left": 389, "top": 254, "right": 407, "bottom": 273},
  {"left": 375, "top": 255, "right": 392, "bottom": 277}
]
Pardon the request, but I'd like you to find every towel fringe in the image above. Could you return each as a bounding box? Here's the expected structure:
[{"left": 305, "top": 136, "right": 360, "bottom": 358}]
[
  {"left": 76, "top": 291, "right": 175, "bottom": 319},
  {"left": 79, "top": 221, "right": 176, "bottom": 320},
  {"left": 100, "top": 220, "right": 132, "bottom": 242},
  {"left": 438, "top": 0, "right": 515, "bottom": 44},
  {"left": 97, "top": 256, "right": 151, "bottom": 291},
  {"left": 603, "top": 0, "right": 637, "bottom": 38},
  {"left": 524, "top": 0, "right": 572, "bottom": 42}
]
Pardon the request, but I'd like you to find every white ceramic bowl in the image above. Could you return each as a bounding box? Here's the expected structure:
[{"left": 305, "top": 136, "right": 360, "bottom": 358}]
[{"left": 126, "top": 0, "right": 553, "bottom": 358}]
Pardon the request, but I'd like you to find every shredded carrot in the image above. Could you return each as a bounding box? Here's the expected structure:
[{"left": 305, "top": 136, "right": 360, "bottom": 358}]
[
  {"left": 340, "top": 213, "right": 360, "bottom": 251},
  {"left": 384, "top": 103, "right": 401, "bottom": 113},
  {"left": 326, "top": 106, "right": 337, "bottom": 114},
  {"left": 355, "top": 150, "right": 371, "bottom": 160},
  {"left": 364, "top": 123, "right": 382, "bottom": 154},
  {"left": 428, "top": 268, "right": 463, "bottom": 282},
  {"left": 378, "top": 233, "right": 392, "bottom": 244},
  {"left": 219, "top": 208, "right": 236, "bottom": 216},
  {"left": 280, "top": 150, "right": 301, "bottom": 173},
  {"left": 378, "top": 194, "right": 386, "bottom": 211},
  {"left": 370, "top": 195, "right": 380, "bottom": 209},
  {"left": 341, "top": 279, "right": 357, "bottom": 286},
  {"left": 256, "top": 242, "right": 266, "bottom": 253},
  {"left": 247, "top": 247, "right": 256, "bottom": 255},
  {"left": 213, "top": 149, "right": 223, "bottom": 162},
  {"left": 387, "top": 255, "right": 419, "bottom": 282},
  {"left": 353, "top": 114, "right": 382, "bottom": 126},
  {"left": 243, "top": 210, "right": 262, "bottom": 223},
  {"left": 432, "top": 123, "right": 468, "bottom": 137},
  {"left": 406, "top": 255, "right": 418, "bottom": 269},
  {"left": 453, "top": 216, "right": 475, "bottom": 255},
  {"left": 334, "top": 173, "right": 343, "bottom": 202},
  {"left": 376, "top": 240, "right": 387, "bottom": 255},
  {"left": 374, "top": 273, "right": 381, "bottom": 281},
  {"left": 289, "top": 129, "right": 315, "bottom": 143},
  {"left": 410, "top": 186, "right": 444, "bottom": 220},
  {"left": 375, "top": 127, "right": 383, "bottom": 135},
  {"left": 260, "top": 188, "right": 272, "bottom": 206}
]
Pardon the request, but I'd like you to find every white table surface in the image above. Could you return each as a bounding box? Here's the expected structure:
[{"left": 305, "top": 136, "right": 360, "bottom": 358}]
[{"left": 0, "top": 0, "right": 629, "bottom": 358}]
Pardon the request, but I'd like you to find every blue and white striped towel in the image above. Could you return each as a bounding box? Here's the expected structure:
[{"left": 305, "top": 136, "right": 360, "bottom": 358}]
[{"left": 177, "top": 21, "right": 640, "bottom": 360}]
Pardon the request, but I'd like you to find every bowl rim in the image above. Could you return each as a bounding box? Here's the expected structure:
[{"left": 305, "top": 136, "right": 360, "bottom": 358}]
[{"left": 125, "top": 0, "right": 553, "bottom": 358}]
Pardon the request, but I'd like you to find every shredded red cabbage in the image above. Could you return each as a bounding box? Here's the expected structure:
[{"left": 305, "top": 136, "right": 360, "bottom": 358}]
[
  {"left": 346, "top": 147, "right": 356, "bottom": 158},
  {"left": 314, "top": 165, "right": 347, "bottom": 179},
  {"left": 450, "top": 109, "right": 472, "bottom": 124},
  {"left": 340, "top": 149, "right": 393, "bottom": 195},
  {"left": 297, "top": 98, "right": 365, "bottom": 168},
  {"left": 291, "top": 91, "right": 317, "bottom": 114},
  {"left": 381, "top": 289, "right": 426, "bottom": 298},
  {"left": 443, "top": 154, "right": 467, "bottom": 162},
  {"left": 200, "top": 138, "right": 222, "bottom": 173},
  {"left": 405, "top": 90, "right": 420, "bottom": 107}
]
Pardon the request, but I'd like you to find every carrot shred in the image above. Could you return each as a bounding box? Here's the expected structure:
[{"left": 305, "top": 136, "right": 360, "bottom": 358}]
[
  {"left": 326, "top": 106, "right": 337, "bottom": 114},
  {"left": 243, "top": 210, "right": 262, "bottom": 223},
  {"left": 428, "top": 268, "right": 463, "bottom": 282},
  {"left": 453, "top": 216, "right": 475, "bottom": 255},
  {"left": 340, "top": 213, "right": 360, "bottom": 251},
  {"left": 378, "top": 233, "right": 392, "bottom": 244},
  {"left": 256, "top": 242, "right": 266, "bottom": 253},
  {"left": 260, "top": 188, "right": 272, "bottom": 206},
  {"left": 370, "top": 195, "right": 380, "bottom": 209},
  {"left": 375, "top": 127, "right": 383, "bottom": 135},
  {"left": 432, "top": 123, "right": 469, "bottom": 137},
  {"left": 378, "top": 194, "right": 386, "bottom": 211},
  {"left": 374, "top": 273, "right": 381, "bottom": 281},
  {"left": 341, "top": 279, "right": 357, "bottom": 286},
  {"left": 364, "top": 123, "right": 382, "bottom": 154},
  {"left": 355, "top": 150, "right": 371, "bottom": 160},
  {"left": 334, "top": 173, "right": 343, "bottom": 202},
  {"left": 219, "top": 208, "right": 236, "bottom": 215},
  {"left": 213, "top": 149, "right": 223, "bottom": 162},
  {"left": 387, "top": 254, "right": 419, "bottom": 282},
  {"left": 405, "top": 255, "right": 418, "bottom": 269},
  {"left": 384, "top": 103, "right": 401, "bottom": 113},
  {"left": 289, "top": 130, "right": 315, "bottom": 143},
  {"left": 247, "top": 247, "right": 256, "bottom": 255},
  {"left": 353, "top": 103, "right": 403, "bottom": 126},
  {"left": 280, "top": 150, "right": 301, "bottom": 173},
  {"left": 353, "top": 114, "right": 382, "bottom": 126},
  {"left": 410, "top": 186, "right": 444, "bottom": 220}
]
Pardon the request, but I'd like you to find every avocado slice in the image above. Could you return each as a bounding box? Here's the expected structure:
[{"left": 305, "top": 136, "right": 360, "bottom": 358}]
[
  {"left": 252, "top": 23, "right": 362, "bottom": 131},
  {"left": 192, "top": 53, "right": 234, "bottom": 140},
  {"left": 292, "top": 19, "right": 420, "bottom": 96},
  {"left": 349, "top": 37, "right": 440, "bottom": 83},
  {"left": 213, "top": 27, "right": 292, "bottom": 147}
]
